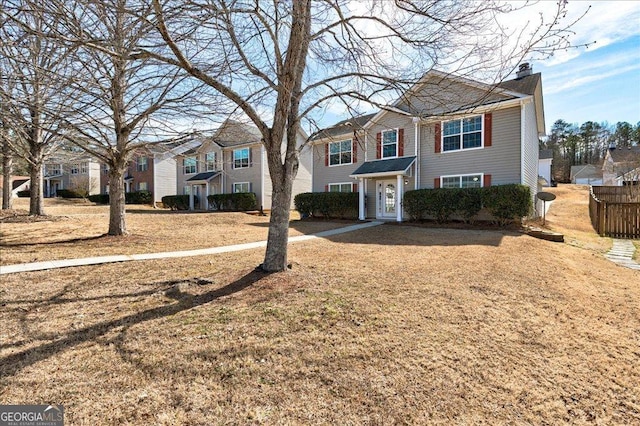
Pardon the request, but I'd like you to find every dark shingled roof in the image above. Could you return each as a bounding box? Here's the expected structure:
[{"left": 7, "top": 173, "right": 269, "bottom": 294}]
[
  {"left": 186, "top": 171, "right": 220, "bottom": 182},
  {"left": 609, "top": 146, "right": 640, "bottom": 163},
  {"left": 350, "top": 156, "right": 416, "bottom": 177},
  {"left": 497, "top": 73, "right": 541, "bottom": 96},
  {"left": 311, "top": 113, "right": 376, "bottom": 141},
  {"left": 214, "top": 120, "right": 262, "bottom": 148},
  {"left": 539, "top": 149, "right": 553, "bottom": 160}
]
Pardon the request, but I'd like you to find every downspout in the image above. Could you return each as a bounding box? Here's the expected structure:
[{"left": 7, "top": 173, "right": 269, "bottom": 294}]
[
  {"left": 152, "top": 156, "right": 157, "bottom": 208},
  {"left": 260, "top": 144, "right": 265, "bottom": 210},
  {"left": 413, "top": 117, "right": 420, "bottom": 190}
]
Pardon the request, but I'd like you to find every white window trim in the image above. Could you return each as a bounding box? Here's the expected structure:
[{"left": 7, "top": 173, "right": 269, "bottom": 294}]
[
  {"left": 138, "top": 182, "right": 148, "bottom": 191},
  {"left": 233, "top": 182, "right": 251, "bottom": 193},
  {"left": 328, "top": 182, "right": 354, "bottom": 192},
  {"left": 441, "top": 115, "right": 484, "bottom": 153},
  {"left": 233, "top": 148, "right": 250, "bottom": 169},
  {"left": 328, "top": 139, "right": 353, "bottom": 167},
  {"left": 381, "top": 128, "right": 399, "bottom": 159},
  {"left": 183, "top": 157, "right": 197, "bottom": 175},
  {"left": 205, "top": 152, "right": 217, "bottom": 171},
  {"left": 440, "top": 173, "right": 484, "bottom": 188},
  {"left": 70, "top": 164, "right": 79, "bottom": 175},
  {"left": 137, "top": 156, "right": 148, "bottom": 172}
]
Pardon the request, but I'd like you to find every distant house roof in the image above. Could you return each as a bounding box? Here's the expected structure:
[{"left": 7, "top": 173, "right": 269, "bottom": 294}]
[
  {"left": 213, "top": 120, "right": 262, "bottom": 148},
  {"left": 539, "top": 149, "right": 553, "bottom": 160},
  {"left": 609, "top": 146, "right": 640, "bottom": 163},
  {"left": 350, "top": 156, "right": 416, "bottom": 178},
  {"left": 311, "top": 113, "right": 376, "bottom": 141},
  {"left": 570, "top": 164, "right": 602, "bottom": 181},
  {"left": 0, "top": 176, "right": 30, "bottom": 191}
]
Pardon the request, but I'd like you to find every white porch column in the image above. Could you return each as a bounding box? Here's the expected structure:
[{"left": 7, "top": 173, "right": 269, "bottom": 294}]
[
  {"left": 204, "top": 183, "right": 209, "bottom": 210},
  {"left": 189, "top": 185, "right": 194, "bottom": 210},
  {"left": 396, "top": 174, "right": 403, "bottom": 222},
  {"left": 358, "top": 178, "right": 365, "bottom": 221}
]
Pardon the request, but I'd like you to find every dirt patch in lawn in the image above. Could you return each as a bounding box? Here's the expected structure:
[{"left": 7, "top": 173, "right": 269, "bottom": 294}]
[{"left": 1, "top": 189, "right": 639, "bottom": 424}]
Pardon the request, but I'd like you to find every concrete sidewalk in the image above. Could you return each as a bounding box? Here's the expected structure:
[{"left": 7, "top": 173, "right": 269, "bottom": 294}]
[
  {"left": 605, "top": 239, "right": 640, "bottom": 271},
  {"left": 0, "top": 221, "right": 383, "bottom": 275}
]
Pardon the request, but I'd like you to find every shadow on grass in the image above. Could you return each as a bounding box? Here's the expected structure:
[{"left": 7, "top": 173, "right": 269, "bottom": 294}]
[
  {"left": 0, "top": 270, "right": 267, "bottom": 379},
  {"left": 0, "top": 234, "right": 108, "bottom": 247}
]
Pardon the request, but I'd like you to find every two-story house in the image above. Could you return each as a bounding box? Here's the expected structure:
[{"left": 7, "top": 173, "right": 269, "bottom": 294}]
[
  {"left": 178, "top": 119, "right": 312, "bottom": 211},
  {"left": 44, "top": 153, "right": 101, "bottom": 197},
  {"left": 602, "top": 145, "right": 640, "bottom": 186},
  {"left": 311, "top": 64, "right": 545, "bottom": 221},
  {"left": 99, "top": 139, "right": 201, "bottom": 206}
]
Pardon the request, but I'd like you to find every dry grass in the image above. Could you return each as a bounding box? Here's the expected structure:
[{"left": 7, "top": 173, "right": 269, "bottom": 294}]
[
  {"left": 1, "top": 187, "right": 639, "bottom": 425},
  {"left": 0, "top": 198, "right": 345, "bottom": 266}
]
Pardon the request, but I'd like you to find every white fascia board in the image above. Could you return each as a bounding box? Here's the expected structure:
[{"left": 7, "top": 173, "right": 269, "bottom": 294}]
[
  {"left": 421, "top": 97, "right": 532, "bottom": 122},
  {"left": 349, "top": 170, "right": 411, "bottom": 179}
]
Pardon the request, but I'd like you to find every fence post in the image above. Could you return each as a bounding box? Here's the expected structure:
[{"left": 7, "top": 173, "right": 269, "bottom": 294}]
[{"left": 598, "top": 201, "right": 606, "bottom": 236}]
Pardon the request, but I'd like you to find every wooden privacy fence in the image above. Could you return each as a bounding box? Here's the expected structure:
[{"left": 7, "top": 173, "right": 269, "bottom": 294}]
[{"left": 589, "top": 186, "right": 640, "bottom": 238}]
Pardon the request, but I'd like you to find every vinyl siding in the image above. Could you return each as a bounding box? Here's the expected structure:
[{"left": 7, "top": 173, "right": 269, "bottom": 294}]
[
  {"left": 311, "top": 131, "right": 362, "bottom": 192},
  {"left": 154, "top": 157, "right": 177, "bottom": 203},
  {"left": 522, "top": 100, "right": 540, "bottom": 216},
  {"left": 365, "top": 112, "right": 415, "bottom": 161},
  {"left": 420, "top": 106, "right": 522, "bottom": 188},
  {"left": 224, "top": 145, "right": 262, "bottom": 200},
  {"left": 290, "top": 140, "right": 313, "bottom": 207}
]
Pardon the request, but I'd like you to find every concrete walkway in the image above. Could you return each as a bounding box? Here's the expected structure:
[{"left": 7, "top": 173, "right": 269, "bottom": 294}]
[
  {"left": 605, "top": 239, "right": 640, "bottom": 271},
  {"left": 0, "top": 221, "right": 383, "bottom": 275}
]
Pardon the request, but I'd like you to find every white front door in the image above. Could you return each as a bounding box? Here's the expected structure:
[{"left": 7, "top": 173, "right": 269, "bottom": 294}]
[{"left": 377, "top": 180, "right": 397, "bottom": 219}]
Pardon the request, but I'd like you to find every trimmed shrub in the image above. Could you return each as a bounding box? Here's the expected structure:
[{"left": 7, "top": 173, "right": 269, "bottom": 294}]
[
  {"left": 481, "top": 184, "right": 531, "bottom": 226},
  {"left": 88, "top": 194, "right": 110, "bottom": 204},
  {"left": 17, "top": 190, "right": 30, "bottom": 198},
  {"left": 162, "top": 195, "right": 191, "bottom": 210},
  {"left": 56, "top": 189, "right": 84, "bottom": 198},
  {"left": 125, "top": 190, "right": 152, "bottom": 204},
  {"left": 403, "top": 184, "right": 531, "bottom": 226},
  {"left": 294, "top": 192, "right": 359, "bottom": 219},
  {"left": 208, "top": 192, "right": 257, "bottom": 211}
]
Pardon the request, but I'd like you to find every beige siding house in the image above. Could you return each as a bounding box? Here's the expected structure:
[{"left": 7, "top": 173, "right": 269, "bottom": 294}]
[
  {"left": 602, "top": 146, "right": 640, "bottom": 186},
  {"left": 44, "top": 153, "right": 101, "bottom": 197},
  {"left": 178, "top": 120, "right": 312, "bottom": 210},
  {"left": 311, "top": 64, "right": 546, "bottom": 221}
]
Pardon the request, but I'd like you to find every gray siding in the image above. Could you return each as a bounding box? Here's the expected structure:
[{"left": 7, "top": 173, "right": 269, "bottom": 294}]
[
  {"left": 176, "top": 142, "right": 223, "bottom": 195},
  {"left": 223, "top": 144, "right": 263, "bottom": 200},
  {"left": 311, "top": 132, "right": 362, "bottom": 192},
  {"left": 419, "top": 106, "right": 522, "bottom": 188}
]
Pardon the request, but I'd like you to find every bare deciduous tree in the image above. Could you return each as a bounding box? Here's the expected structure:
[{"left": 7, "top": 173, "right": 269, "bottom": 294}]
[
  {"left": 137, "top": 0, "right": 584, "bottom": 271},
  {"left": 35, "top": 0, "right": 210, "bottom": 235},
  {"left": 0, "top": 1, "right": 77, "bottom": 215}
]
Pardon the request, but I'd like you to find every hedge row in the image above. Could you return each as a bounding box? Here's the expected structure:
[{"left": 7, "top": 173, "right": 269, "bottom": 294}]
[
  {"left": 161, "top": 195, "right": 192, "bottom": 210},
  {"left": 294, "top": 192, "right": 359, "bottom": 219},
  {"left": 208, "top": 193, "right": 257, "bottom": 211},
  {"left": 17, "top": 190, "right": 30, "bottom": 198},
  {"left": 57, "top": 189, "right": 85, "bottom": 199},
  {"left": 87, "top": 191, "right": 153, "bottom": 205},
  {"left": 404, "top": 184, "right": 531, "bottom": 225}
]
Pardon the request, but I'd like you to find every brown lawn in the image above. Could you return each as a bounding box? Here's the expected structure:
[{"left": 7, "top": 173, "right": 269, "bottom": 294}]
[{"left": 0, "top": 186, "right": 638, "bottom": 425}]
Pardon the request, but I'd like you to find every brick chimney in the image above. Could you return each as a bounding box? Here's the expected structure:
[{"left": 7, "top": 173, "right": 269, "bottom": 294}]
[{"left": 516, "top": 62, "right": 532, "bottom": 79}]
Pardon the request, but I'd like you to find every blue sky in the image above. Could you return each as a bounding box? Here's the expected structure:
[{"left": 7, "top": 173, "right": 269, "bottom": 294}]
[{"left": 533, "top": 2, "right": 640, "bottom": 132}]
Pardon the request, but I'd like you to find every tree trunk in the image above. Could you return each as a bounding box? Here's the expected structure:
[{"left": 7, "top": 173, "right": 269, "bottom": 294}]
[
  {"left": 262, "top": 167, "right": 295, "bottom": 272},
  {"left": 108, "top": 167, "right": 127, "bottom": 235},
  {"left": 2, "top": 140, "right": 12, "bottom": 210},
  {"left": 28, "top": 146, "right": 45, "bottom": 216}
]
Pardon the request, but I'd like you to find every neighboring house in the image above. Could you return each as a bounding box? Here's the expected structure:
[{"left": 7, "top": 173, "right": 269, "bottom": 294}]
[
  {"left": 0, "top": 175, "right": 30, "bottom": 198},
  {"left": 538, "top": 149, "right": 553, "bottom": 187},
  {"left": 177, "top": 119, "right": 312, "bottom": 210},
  {"left": 602, "top": 146, "right": 640, "bottom": 186},
  {"left": 311, "top": 63, "right": 545, "bottom": 221},
  {"left": 44, "top": 154, "right": 101, "bottom": 197},
  {"left": 570, "top": 164, "right": 602, "bottom": 185},
  {"left": 100, "top": 139, "right": 200, "bottom": 206}
]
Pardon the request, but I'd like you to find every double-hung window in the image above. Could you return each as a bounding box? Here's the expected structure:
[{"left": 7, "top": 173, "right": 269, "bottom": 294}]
[
  {"left": 442, "top": 115, "right": 483, "bottom": 152},
  {"left": 70, "top": 164, "right": 79, "bottom": 175},
  {"left": 183, "top": 157, "right": 196, "bottom": 174},
  {"left": 328, "top": 183, "right": 353, "bottom": 192},
  {"left": 441, "top": 174, "right": 483, "bottom": 189},
  {"left": 382, "top": 129, "right": 398, "bottom": 158},
  {"left": 233, "top": 182, "right": 250, "bottom": 193},
  {"left": 233, "top": 148, "right": 250, "bottom": 169},
  {"left": 329, "top": 140, "right": 352, "bottom": 166},
  {"left": 137, "top": 156, "right": 148, "bottom": 172},
  {"left": 205, "top": 152, "right": 216, "bottom": 171}
]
